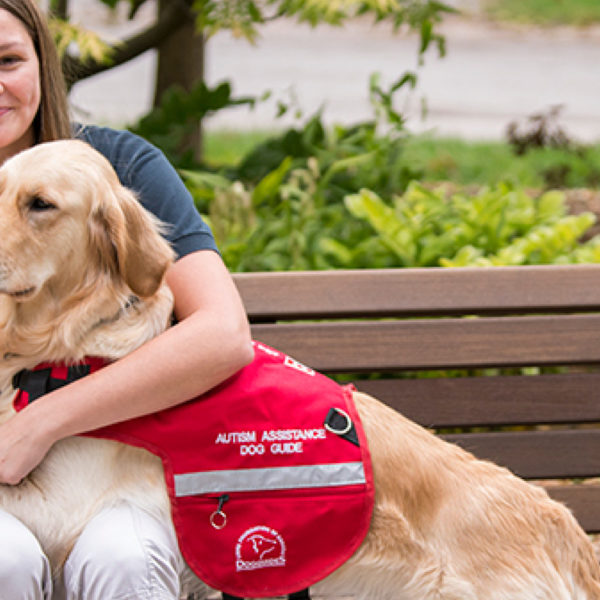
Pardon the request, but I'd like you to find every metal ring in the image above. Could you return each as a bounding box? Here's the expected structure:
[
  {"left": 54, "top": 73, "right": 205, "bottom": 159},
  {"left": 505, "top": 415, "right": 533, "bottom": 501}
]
[
  {"left": 324, "top": 407, "right": 352, "bottom": 436},
  {"left": 210, "top": 510, "right": 227, "bottom": 530}
]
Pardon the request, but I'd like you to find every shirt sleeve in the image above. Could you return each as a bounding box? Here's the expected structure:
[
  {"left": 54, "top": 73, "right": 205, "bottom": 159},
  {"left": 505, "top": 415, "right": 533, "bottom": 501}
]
[{"left": 75, "top": 125, "right": 218, "bottom": 259}]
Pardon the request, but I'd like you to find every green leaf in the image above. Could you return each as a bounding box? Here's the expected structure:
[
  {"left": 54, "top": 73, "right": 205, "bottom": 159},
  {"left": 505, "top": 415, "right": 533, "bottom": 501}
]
[
  {"left": 420, "top": 19, "right": 433, "bottom": 54},
  {"left": 319, "top": 237, "right": 354, "bottom": 266},
  {"left": 252, "top": 156, "right": 294, "bottom": 206},
  {"left": 345, "top": 189, "right": 414, "bottom": 264},
  {"left": 180, "top": 170, "right": 232, "bottom": 190},
  {"left": 440, "top": 246, "right": 489, "bottom": 267},
  {"left": 49, "top": 19, "right": 114, "bottom": 63}
]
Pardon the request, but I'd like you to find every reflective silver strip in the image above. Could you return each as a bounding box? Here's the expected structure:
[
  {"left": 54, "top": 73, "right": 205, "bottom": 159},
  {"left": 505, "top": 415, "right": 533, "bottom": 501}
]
[{"left": 174, "top": 461, "right": 366, "bottom": 497}]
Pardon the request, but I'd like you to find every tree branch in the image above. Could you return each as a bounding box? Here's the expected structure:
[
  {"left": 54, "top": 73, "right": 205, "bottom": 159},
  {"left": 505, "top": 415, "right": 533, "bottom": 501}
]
[{"left": 63, "top": 0, "right": 194, "bottom": 87}]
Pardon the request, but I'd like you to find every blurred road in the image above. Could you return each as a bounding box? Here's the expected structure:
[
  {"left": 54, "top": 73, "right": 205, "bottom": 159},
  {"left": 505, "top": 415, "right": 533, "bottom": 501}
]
[{"left": 69, "top": 1, "right": 600, "bottom": 142}]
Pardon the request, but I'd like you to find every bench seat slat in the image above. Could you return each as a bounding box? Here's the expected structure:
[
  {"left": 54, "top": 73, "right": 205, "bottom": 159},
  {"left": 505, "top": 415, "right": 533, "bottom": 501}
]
[
  {"left": 356, "top": 374, "right": 600, "bottom": 428},
  {"left": 444, "top": 430, "right": 600, "bottom": 479},
  {"left": 252, "top": 314, "right": 600, "bottom": 372},
  {"left": 235, "top": 265, "right": 600, "bottom": 319}
]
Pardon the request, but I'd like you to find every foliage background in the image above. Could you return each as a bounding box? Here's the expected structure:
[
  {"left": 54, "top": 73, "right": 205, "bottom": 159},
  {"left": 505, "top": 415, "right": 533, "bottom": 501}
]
[{"left": 183, "top": 105, "right": 600, "bottom": 272}]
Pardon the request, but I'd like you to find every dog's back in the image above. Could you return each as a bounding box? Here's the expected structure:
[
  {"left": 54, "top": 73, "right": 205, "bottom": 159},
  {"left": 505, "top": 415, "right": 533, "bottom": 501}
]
[{"left": 317, "top": 391, "right": 600, "bottom": 599}]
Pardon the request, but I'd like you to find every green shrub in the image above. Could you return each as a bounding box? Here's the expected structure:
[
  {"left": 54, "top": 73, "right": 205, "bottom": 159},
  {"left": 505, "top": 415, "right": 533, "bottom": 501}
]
[
  {"left": 346, "top": 183, "right": 599, "bottom": 267},
  {"left": 183, "top": 161, "right": 600, "bottom": 270}
]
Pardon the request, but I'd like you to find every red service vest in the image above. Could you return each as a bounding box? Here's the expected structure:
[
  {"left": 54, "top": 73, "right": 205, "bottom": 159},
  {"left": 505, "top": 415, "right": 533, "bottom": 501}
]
[{"left": 14, "top": 341, "right": 374, "bottom": 598}]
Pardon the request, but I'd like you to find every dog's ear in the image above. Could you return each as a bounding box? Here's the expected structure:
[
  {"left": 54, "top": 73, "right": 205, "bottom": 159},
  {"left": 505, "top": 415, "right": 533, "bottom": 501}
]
[{"left": 90, "top": 183, "right": 175, "bottom": 298}]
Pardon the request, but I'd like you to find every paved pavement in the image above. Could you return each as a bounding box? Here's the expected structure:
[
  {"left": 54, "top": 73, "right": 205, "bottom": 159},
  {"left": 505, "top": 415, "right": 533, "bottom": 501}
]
[
  {"left": 202, "top": 15, "right": 600, "bottom": 142},
  {"left": 68, "top": 1, "right": 600, "bottom": 142}
]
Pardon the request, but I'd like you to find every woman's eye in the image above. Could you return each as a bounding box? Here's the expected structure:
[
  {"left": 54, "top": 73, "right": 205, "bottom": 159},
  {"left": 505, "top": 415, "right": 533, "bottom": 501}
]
[
  {"left": 0, "top": 56, "right": 20, "bottom": 67},
  {"left": 28, "top": 196, "right": 56, "bottom": 212}
]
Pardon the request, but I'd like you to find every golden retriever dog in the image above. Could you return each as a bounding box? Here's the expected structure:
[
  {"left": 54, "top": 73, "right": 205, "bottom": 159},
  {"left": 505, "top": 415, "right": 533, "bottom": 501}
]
[{"left": 0, "top": 140, "right": 599, "bottom": 600}]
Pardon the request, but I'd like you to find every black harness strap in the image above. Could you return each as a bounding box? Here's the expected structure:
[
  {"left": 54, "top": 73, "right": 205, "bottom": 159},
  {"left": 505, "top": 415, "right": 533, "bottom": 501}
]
[
  {"left": 222, "top": 589, "right": 311, "bottom": 600},
  {"left": 288, "top": 590, "right": 312, "bottom": 599},
  {"left": 12, "top": 364, "right": 91, "bottom": 403}
]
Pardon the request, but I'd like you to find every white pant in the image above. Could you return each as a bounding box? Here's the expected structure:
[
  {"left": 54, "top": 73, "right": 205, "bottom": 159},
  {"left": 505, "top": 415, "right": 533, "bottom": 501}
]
[{"left": 0, "top": 503, "right": 183, "bottom": 600}]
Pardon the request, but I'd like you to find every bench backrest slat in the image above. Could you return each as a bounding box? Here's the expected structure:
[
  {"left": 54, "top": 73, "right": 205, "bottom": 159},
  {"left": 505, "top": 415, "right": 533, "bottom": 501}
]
[
  {"left": 251, "top": 314, "right": 600, "bottom": 372},
  {"left": 546, "top": 486, "right": 600, "bottom": 532},
  {"left": 235, "top": 265, "right": 600, "bottom": 319},
  {"left": 444, "top": 430, "right": 600, "bottom": 479},
  {"left": 357, "top": 374, "right": 600, "bottom": 428}
]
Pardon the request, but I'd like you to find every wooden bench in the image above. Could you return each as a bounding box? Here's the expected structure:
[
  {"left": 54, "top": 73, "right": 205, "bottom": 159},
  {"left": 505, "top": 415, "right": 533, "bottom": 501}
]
[{"left": 233, "top": 264, "right": 600, "bottom": 535}]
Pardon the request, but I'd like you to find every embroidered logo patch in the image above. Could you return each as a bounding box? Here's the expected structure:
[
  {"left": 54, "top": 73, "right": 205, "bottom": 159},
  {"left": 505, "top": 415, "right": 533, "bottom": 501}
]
[{"left": 235, "top": 526, "right": 286, "bottom": 572}]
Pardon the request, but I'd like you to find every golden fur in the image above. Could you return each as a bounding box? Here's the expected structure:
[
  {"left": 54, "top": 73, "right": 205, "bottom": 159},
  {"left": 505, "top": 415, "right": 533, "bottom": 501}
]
[{"left": 0, "top": 140, "right": 598, "bottom": 599}]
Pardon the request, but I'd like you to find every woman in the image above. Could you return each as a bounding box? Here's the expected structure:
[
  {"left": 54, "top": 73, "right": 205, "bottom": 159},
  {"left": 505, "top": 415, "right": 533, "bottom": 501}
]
[{"left": 0, "top": 1, "right": 254, "bottom": 598}]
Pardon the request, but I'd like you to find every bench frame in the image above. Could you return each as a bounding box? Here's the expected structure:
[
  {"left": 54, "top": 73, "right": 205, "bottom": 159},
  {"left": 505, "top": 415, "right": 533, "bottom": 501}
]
[{"left": 233, "top": 264, "right": 600, "bottom": 534}]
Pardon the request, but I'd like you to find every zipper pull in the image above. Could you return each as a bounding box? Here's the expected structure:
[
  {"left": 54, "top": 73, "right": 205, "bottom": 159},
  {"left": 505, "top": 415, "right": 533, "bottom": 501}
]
[{"left": 210, "top": 494, "right": 229, "bottom": 530}]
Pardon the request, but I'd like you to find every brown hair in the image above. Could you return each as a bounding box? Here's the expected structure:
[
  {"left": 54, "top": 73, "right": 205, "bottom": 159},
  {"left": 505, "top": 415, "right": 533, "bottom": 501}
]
[{"left": 0, "top": 0, "right": 71, "bottom": 143}]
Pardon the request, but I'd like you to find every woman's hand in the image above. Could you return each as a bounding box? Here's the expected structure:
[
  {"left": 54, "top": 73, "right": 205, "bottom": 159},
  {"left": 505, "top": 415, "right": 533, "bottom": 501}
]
[{"left": 0, "top": 408, "right": 54, "bottom": 484}]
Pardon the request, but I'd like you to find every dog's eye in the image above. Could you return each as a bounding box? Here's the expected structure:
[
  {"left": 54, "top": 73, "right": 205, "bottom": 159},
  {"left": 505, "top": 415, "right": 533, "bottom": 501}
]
[{"left": 28, "top": 196, "right": 56, "bottom": 212}]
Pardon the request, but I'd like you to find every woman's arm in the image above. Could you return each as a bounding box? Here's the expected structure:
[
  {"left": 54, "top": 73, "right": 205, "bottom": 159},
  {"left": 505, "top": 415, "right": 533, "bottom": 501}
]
[{"left": 0, "top": 250, "right": 254, "bottom": 484}]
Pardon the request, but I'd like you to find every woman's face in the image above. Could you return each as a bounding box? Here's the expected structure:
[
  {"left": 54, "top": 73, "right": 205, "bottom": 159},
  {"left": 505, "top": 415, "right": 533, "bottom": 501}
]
[{"left": 0, "top": 8, "right": 41, "bottom": 163}]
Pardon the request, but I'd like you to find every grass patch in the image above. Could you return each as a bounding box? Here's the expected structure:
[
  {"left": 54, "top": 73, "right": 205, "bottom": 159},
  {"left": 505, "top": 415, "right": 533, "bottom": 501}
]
[
  {"left": 404, "top": 135, "right": 600, "bottom": 188},
  {"left": 483, "top": 0, "right": 600, "bottom": 26},
  {"left": 402, "top": 136, "right": 539, "bottom": 187},
  {"left": 203, "top": 129, "right": 275, "bottom": 167}
]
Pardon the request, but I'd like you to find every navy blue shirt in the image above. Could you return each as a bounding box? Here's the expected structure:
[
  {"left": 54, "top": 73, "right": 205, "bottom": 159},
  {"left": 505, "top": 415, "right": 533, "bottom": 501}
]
[{"left": 75, "top": 125, "right": 218, "bottom": 259}]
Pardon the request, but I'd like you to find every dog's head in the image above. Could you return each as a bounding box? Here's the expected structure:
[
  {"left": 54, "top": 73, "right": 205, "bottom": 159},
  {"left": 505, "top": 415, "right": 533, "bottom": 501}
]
[{"left": 0, "top": 139, "right": 175, "bottom": 305}]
